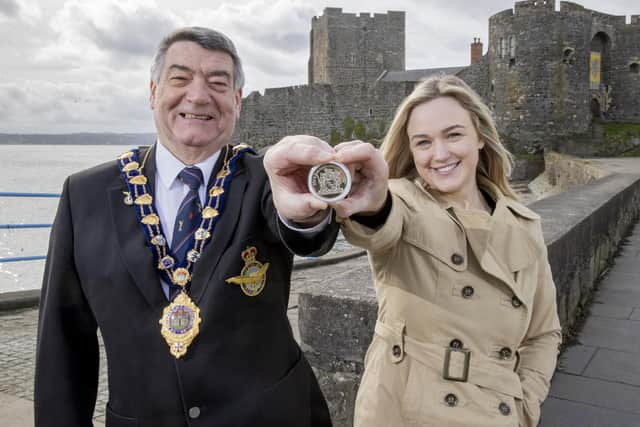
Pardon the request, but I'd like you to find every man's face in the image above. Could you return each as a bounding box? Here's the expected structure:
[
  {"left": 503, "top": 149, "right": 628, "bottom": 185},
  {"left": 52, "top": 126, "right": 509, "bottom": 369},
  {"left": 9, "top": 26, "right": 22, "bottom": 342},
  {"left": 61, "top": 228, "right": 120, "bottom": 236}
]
[{"left": 150, "top": 41, "right": 242, "bottom": 160}]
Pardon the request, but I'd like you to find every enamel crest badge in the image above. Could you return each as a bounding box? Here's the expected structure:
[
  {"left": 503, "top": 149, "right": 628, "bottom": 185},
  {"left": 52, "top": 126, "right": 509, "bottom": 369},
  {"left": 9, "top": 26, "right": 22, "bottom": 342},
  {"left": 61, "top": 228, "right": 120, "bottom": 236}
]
[{"left": 225, "top": 246, "right": 269, "bottom": 296}]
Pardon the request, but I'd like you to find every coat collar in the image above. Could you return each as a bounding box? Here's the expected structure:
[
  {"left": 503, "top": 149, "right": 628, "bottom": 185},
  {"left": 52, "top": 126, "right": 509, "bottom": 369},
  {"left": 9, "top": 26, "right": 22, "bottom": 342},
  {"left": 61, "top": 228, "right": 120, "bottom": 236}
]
[{"left": 410, "top": 177, "right": 539, "bottom": 300}]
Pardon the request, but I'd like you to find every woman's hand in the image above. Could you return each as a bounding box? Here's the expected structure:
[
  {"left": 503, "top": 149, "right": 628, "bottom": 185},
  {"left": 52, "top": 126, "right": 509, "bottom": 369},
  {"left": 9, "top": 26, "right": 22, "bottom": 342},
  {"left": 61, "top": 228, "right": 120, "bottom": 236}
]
[{"left": 332, "top": 140, "right": 389, "bottom": 218}]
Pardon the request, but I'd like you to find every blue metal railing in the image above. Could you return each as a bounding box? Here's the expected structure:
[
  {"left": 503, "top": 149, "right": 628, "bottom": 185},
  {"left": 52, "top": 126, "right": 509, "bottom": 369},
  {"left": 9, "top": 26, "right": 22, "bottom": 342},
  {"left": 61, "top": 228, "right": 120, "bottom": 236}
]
[
  {"left": 0, "top": 192, "right": 60, "bottom": 198},
  {"left": 0, "top": 192, "right": 60, "bottom": 263},
  {"left": 1, "top": 224, "right": 52, "bottom": 230}
]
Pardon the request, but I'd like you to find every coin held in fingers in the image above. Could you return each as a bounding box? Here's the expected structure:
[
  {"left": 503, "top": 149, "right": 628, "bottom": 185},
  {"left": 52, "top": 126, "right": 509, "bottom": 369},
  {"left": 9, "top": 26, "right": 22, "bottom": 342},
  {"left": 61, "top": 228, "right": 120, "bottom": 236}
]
[{"left": 308, "top": 161, "right": 352, "bottom": 203}]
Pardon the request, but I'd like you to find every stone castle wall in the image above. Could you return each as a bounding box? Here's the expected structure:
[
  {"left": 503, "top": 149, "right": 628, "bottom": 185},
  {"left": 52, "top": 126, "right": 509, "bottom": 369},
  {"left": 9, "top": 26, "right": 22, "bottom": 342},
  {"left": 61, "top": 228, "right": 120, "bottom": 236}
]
[
  {"left": 233, "top": 82, "right": 414, "bottom": 148},
  {"left": 235, "top": 2, "right": 639, "bottom": 155},
  {"left": 487, "top": 0, "right": 640, "bottom": 153},
  {"left": 308, "top": 8, "right": 405, "bottom": 85}
]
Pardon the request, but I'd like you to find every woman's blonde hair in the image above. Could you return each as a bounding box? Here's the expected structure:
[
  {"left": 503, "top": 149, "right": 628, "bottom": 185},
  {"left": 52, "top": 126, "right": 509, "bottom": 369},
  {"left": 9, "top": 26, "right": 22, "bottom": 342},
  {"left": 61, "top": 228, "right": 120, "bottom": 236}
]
[{"left": 381, "top": 74, "right": 517, "bottom": 199}]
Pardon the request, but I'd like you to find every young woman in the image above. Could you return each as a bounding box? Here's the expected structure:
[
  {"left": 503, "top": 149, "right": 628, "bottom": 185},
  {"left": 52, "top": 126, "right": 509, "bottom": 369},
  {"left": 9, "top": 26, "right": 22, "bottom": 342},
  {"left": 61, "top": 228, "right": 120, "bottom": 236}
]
[{"left": 335, "top": 75, "right": 561, "bottom": 427}]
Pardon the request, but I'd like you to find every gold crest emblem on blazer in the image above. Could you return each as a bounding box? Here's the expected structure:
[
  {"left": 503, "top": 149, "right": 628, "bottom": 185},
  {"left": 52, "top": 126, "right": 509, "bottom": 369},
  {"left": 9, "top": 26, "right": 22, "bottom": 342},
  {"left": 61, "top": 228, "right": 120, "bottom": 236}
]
[{"left": 226, "top": 246, "right": 269, "bottom": 296}]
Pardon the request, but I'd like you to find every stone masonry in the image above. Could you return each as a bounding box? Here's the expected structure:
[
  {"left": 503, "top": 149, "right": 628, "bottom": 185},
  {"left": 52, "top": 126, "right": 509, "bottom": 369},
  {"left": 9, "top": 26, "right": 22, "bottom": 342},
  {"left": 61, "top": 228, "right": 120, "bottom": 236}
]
[
  {"left": 234, "top": 1, "right": 640, "bottom": 157},
  {"left": 478, "top": 0, "right": 640, "bottom": 153},
  {"left": 308, "top": 8, "right": 405, "bottom": 85}
]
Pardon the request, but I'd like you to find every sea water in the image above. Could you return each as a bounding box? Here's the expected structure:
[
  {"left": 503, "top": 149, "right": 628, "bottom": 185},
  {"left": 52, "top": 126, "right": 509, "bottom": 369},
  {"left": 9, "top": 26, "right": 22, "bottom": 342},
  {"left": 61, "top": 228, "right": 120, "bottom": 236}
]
[{"left": 0, "top": 145, "right": 133, "bottom": 292}]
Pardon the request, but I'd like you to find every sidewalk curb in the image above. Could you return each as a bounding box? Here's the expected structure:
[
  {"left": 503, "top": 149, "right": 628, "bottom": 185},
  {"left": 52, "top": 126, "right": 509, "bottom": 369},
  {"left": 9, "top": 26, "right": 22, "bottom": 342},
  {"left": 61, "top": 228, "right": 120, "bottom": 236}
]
[
  {"left": 293, "top": 249, "right": 366, "bottom": 270},
  {"left": 0, "top": 290, "right": 40, "bottom": 311},
  {"left": 0, "top": 251, "right": 367, "bottom": 311}
]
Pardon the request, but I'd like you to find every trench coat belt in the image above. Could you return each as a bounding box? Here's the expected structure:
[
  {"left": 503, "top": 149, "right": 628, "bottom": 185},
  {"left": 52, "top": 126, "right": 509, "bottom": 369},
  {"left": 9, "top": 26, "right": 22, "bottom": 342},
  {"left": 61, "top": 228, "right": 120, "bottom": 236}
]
[{"left": 374, "top": 319, "right": 523, "bottom": 399}]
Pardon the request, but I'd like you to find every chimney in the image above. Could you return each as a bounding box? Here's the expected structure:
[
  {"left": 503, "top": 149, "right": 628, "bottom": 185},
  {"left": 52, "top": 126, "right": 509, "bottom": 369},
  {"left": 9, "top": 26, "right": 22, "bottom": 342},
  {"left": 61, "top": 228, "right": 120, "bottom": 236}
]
[{"left": 470, "top": 38, "right": 483, "bottom": 65}]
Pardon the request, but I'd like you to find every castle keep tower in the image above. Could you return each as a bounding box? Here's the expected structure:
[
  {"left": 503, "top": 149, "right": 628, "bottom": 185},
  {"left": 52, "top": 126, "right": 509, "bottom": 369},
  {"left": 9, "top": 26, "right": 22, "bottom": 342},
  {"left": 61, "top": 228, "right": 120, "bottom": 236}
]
[
  {"left": 308, "top": 8, "right": 405, "bottom": 85},
  {"left": 486, "top": 0, "right": 640, "bottom": 153}
]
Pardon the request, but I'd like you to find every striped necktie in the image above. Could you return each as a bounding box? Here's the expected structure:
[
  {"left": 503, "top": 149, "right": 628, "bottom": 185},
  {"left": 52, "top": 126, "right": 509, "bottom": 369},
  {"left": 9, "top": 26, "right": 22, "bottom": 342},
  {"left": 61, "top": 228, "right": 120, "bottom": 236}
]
[{"left": 169, "top": 166, "right": 203, "bottom": 296}]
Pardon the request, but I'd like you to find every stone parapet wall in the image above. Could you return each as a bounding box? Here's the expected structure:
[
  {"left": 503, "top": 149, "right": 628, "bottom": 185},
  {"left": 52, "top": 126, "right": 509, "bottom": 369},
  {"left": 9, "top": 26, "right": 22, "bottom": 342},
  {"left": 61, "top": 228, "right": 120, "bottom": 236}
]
[
  {"left": 298, "top": 158, "right": 640, "bottom": 425},
  {"left": 528, "top": 151, "right": 610, "bottom": 197},
  {"left": 530, "top": 171, "right": 640, "bottom": 327},
  {"left": 233, "top": 82, "right": 414, "bottom": 149}
]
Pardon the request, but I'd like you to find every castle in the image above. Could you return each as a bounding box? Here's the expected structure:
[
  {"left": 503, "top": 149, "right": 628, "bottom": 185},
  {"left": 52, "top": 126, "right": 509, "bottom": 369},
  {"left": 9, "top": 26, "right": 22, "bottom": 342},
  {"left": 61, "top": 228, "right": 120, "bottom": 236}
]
[{"left": 233, "top": 1, "right": 640, "bottom": 158}]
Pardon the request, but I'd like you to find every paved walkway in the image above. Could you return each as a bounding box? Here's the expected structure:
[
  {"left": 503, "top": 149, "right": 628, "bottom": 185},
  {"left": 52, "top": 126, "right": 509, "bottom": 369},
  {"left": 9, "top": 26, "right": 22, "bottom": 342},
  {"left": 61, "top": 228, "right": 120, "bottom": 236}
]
[
  {"left": 540, "top": 221, "right": 640, "bottom": 426},
  {"left": 1, "top": 223, "right": 639, "bottom": 426}
]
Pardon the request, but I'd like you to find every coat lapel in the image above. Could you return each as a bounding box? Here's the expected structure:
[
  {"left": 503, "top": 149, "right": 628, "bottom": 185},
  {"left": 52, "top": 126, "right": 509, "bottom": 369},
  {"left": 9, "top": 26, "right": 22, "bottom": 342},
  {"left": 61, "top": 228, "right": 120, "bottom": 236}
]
[
  {"left": 479, "top": 200, "right": 536, "bottom": 299},
  {"left": 108, "top": 144, "right": 166, "bottom": 308},
  {"left": 190, "top": 149, "right": 249, "bottom": 303},
  {"left": 108, "top": 148, "right": 167, "bottom": 306}
]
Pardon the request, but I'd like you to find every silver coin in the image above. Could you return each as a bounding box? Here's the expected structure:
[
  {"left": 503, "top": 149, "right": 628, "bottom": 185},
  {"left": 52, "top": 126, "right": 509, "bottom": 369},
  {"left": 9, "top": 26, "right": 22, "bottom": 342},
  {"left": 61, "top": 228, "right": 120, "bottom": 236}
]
[{"left": 308, "top": 161, "right": 352, "bottom": 202}]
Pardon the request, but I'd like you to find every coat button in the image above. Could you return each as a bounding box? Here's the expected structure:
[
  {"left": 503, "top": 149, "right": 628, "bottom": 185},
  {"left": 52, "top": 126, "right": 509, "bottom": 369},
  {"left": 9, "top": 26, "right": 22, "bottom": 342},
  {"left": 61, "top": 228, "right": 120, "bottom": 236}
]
[
  {"left": 188, "top": 407, "right": 201, "bottom": 419},
  {"left": 499, "top": 347, "right": 512, "bottom": 359},
  {"left": 444, "top": 393, "right": 458, "bottom": 407},
  {"left": 449, "top": 339, "right": 463, "bottom": 349},
  {"left": 392, "top": 345, "right": 402, "bottom": 357},
  {"left": 511, "top": 296, "right": 522, "bottom": 308},
  {"left": 499, "top": 402, "right": 511, "bottom": 415},
  {"left": 461, "top": 286, "right": 474, "bottom": 298},
  {"left": 451, "top": 253, "right": 464, "bottom": 265}
]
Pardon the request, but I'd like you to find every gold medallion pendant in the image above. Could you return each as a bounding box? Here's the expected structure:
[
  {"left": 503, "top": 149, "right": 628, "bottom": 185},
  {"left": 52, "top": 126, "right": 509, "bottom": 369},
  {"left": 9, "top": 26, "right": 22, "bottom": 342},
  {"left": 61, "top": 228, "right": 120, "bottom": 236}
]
[
  {"left": 159, "top": 292, "right": 202, "bottom": 358},
  {"left": 226, "top": 246, "right": 269, "bottom": 296}
]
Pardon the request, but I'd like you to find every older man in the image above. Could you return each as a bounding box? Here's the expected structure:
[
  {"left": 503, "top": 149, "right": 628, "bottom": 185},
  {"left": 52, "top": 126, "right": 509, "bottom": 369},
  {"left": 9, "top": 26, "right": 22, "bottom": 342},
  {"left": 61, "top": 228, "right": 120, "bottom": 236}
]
[{"left": 34, "top": 27, "right": 337, "bottom": 426}]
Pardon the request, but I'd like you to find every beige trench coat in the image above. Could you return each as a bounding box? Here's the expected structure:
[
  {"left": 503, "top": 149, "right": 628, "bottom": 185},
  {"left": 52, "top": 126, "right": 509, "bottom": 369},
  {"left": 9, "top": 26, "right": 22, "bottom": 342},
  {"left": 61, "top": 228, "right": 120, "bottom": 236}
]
[{"left": 341, "top": 178, "right": 562, "bottom": 427}]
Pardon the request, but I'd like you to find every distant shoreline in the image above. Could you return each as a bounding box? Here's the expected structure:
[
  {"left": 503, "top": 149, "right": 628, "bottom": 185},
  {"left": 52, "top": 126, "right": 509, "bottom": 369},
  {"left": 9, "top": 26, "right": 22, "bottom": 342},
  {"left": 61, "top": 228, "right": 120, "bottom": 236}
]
[{"left": 0, "top": 133, "right": 156, "bottom": 145}]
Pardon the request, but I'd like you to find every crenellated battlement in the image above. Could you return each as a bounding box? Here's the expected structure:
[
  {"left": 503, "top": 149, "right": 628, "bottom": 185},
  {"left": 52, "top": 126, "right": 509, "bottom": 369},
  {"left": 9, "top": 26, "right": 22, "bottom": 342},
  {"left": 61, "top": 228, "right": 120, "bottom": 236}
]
[
  {"left": 514, "top": 0, "right": 554, "bottom": 15},
  {"left": 312, "top": 8, "right": 405, "bottom": 27},
  {"left": 308, "top": 7, "right": 405, "bottom": 86}
]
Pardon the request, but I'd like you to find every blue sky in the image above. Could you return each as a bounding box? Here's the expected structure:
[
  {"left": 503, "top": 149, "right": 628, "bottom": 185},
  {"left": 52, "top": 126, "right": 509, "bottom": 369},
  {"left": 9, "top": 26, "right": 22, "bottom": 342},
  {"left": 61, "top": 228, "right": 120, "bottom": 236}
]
[{"left": 0, "top": 0, "right": 636, "bottom": 133}]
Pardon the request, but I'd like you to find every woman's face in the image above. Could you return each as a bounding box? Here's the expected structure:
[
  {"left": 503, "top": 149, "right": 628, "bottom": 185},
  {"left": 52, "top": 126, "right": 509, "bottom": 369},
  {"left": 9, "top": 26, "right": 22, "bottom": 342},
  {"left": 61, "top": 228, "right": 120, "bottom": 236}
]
[{"left": 407, "top": 96, "right": 484, "bottom": 201}]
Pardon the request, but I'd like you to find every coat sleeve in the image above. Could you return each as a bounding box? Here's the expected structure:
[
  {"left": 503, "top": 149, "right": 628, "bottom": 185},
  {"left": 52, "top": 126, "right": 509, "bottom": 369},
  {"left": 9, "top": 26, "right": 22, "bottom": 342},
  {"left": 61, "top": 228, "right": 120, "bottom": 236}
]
[
  {"left": 339, "top": 191, "right": 405, "bottom": 254},
  {"left": 260, "top": 173, "right": 339, "bottom": 257},
  {"left": 516, "top": 221, "right": 562, "bottom": 427},
  {"left": 34, "top": 177, "right": 99, "bottom": 427}
]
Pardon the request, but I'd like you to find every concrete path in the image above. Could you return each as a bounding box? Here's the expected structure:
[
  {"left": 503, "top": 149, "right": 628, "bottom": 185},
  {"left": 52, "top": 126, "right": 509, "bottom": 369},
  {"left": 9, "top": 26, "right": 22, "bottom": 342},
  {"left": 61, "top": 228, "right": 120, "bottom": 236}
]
[{"left": 540, "top": 221, "right": 640, "bottom": 426}]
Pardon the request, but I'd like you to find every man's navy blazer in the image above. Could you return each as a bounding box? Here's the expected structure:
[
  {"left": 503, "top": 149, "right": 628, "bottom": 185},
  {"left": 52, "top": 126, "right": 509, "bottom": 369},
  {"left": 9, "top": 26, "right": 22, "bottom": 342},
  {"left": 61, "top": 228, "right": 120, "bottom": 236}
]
[{"left": 34, "top": 145, "right": 337, "bottom": 427}]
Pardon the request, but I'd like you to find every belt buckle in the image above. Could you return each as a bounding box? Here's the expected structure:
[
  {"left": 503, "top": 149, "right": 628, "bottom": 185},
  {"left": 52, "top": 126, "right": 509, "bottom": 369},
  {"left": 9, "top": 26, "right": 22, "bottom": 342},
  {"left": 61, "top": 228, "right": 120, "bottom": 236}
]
[{"left": 443, "top": 347, "right": 471, "bottom": 382}]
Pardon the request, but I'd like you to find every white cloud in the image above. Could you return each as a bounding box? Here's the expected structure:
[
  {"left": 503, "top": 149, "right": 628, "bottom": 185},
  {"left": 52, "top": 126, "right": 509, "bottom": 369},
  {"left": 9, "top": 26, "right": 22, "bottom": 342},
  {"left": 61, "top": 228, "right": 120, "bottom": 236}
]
[
  {"left": 39, "top": 0, "right": 181, "bottom": 68},
  {"left": 0, "top": 79, "right": 153, "bottom": 133},
  {"left": 0, "top": 0, "right": 638, "bottom": 133},
  {"left": 180, "top": 0, "right": 316, "bottom": 90}
]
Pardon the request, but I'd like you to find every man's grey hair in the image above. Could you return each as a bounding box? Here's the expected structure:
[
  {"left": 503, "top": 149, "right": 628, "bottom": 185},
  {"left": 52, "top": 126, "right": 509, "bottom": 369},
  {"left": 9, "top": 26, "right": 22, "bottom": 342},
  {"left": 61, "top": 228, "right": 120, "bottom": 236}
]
[{"left": 150, "top": 27, "right": 245, "bottom": 89}]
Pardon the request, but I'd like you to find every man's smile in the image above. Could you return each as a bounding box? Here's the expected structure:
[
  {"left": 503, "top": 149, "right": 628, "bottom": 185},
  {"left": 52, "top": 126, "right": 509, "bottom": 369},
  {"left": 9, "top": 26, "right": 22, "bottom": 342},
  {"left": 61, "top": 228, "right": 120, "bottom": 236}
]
[{"left": 180, "top": 112, "right": 214, "bottom": 120}]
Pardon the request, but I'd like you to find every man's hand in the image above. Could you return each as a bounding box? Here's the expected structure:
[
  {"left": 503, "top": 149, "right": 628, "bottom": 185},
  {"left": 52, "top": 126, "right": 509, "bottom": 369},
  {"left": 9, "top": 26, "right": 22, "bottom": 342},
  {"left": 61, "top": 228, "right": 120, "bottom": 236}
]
[
  {"left": 333, "top": 140, "right": 388, "bottom": 218},
  {"left": 263, "top": 136, "right": 335, "bottom": 225}
]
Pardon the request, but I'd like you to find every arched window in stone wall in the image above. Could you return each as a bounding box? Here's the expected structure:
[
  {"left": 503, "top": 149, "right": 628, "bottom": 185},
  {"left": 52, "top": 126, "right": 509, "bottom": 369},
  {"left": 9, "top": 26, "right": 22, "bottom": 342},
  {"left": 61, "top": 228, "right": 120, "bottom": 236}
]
[
  {"left": 590, "top": 32, "right": 611, "bottom": 90},
  {"left": 509, "top": 36, "right": 516, "bottom": 58},
  {"left": 589, "top": 32, "right": 612, "bottom": 118},
  {"left": 500, "top": 37, "right": 506, "bottom": 58}
]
